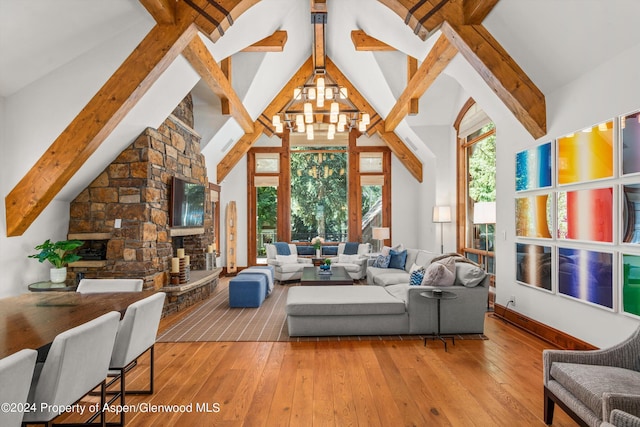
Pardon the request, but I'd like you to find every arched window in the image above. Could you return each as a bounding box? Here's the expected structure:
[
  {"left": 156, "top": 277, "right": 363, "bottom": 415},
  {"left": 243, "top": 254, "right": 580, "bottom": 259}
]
[{"left": 455, "top": 99, "right": 496, "bottom": 274}]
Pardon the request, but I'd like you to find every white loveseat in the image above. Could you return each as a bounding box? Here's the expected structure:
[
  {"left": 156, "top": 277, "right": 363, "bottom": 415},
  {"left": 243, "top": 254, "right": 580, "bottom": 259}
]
[
  {"left": 327, "top": 243, "right": 371, "bottom": 280},
  {"left": 265, "top": 243, "right": 312, "bottom": 282}
]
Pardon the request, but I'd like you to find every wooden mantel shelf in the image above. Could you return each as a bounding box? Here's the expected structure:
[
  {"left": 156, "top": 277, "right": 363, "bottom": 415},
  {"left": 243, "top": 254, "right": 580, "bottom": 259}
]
[{"left": 160, "top": 268, "right": 221, "bottom": 296}]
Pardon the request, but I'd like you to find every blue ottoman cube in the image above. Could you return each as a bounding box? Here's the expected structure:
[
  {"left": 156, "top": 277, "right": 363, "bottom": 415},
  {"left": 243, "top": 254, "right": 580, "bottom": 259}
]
[{"left": 229, "top": 273, "right": 268, "bottom": 308}]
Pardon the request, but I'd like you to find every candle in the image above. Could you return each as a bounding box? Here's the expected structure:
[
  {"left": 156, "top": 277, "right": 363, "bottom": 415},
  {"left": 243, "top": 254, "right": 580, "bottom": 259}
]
[
  {"left": 207, "top": 245, "right": 213, "bottom": 253},
  {"left": 212, "top": 243, "right": 217, "bottom": 251},
  {"left": 185, "top": 255, "right": 190, "bottom": 266},
  {"left": 171, "top": 257, "right": 180, "bottom": 273},
  {"left": 177, "top": 248, "right": 185, "bottom": 258}
]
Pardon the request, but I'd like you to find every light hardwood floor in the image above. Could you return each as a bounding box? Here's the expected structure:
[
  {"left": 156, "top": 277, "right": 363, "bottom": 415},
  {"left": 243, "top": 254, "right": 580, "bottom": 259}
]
[{"left": 64, "top": 310, "right": 574, "bottom": 426}]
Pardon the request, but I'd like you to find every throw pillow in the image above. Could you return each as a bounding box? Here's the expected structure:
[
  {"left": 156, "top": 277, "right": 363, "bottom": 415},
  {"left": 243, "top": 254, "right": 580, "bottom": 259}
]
[
  {"left": 343, "top": 242, "right": 359, "bottom": 255},
  {"left": 439, "top": 257, "right": 456, "bottom": 286},
  {"left": 455, "top": 263, "right": 487, "bottom": 287},
  {"left": 409, "top": 263, "right": 422, "bottom": 274},
  {"left": 275, "top": 254, "right": 297, "bottom": 264},
  {"left": 372, "top": 254, "right": 391, "bottom": 268},
  {"left": 421, "top": 262, "right": 447, "bottom": 286},
  {"left": 421, "top": 259, "right": 456, "bottom": 286},
  {"left": 273, "top": 242, "right": 291, "bottom": 255},
  {"left": 409, "top": 267, "right": 425, "bottom": 286},
  {"left": 388, "top": 249, "right": 407, "bottom": 270}
]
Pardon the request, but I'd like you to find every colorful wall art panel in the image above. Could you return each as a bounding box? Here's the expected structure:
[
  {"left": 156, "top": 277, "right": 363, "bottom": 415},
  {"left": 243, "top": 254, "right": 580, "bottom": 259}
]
[
  {"left": 557, "top": 120, "right": 614, "bottom": 184},
  {"left": 557, "top": 187, "right": 613, "bottom": 242},
  {"left": 516, "top": 243, "right": 552, "bottom": 291},
  {"left": 516, "top": 142, "right": 553, "bottom": 191},
  {"left": 558, "top": 248, "right": 613, "bottom": 309},
  {"left": 622, "top": 110, "right": 640, "bottom": 175},
  {"left": 515, "top": 194, "right": 552, "bottom": 238},
  {"left": 622, "top": 254, "right": 640, "bottom": 317},
  {"left": 623, "top": 184, "right": 640, "bottom": 244}
]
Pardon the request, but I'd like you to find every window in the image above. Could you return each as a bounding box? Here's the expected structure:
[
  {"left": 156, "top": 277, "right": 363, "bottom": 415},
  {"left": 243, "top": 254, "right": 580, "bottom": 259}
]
[
  {"left": 290, "top": 149, "right": 348, "bottom": 242},
  {"left": 247, "top": 131, "right": 391, "bottom": 265},
  {"left": 456, "top": 100, "right": 496, "bottom": 274}
]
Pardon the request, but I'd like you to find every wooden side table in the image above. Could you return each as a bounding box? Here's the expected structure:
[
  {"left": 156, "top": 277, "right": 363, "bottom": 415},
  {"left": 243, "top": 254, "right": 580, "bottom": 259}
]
[{"left": 420, "top": 289, "right": 457, "bottom": 351}]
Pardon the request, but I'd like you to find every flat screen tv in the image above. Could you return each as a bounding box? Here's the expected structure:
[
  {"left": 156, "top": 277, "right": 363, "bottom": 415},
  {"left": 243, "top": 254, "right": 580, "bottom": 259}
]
[{"left": 171, "top": 177, "right": 205, "bottom": 227}]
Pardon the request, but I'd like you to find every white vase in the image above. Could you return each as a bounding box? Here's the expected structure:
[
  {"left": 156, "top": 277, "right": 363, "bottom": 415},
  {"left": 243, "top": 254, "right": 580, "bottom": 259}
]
[
  {"left": 50, "top": 267, "right": 67, "bottom": 283},
  {"left": 316, "top": 248, "right": 321, "bottom": 258}
]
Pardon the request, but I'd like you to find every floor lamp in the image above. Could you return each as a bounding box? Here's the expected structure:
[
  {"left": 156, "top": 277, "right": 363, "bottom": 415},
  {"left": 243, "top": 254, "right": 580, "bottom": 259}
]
[
  {"left": 432, "top": 206, "right": 451, "bottom": 254},
  {"left": 372, "top": 227, "right": 390, "bottom": 253},
  {"left": 473, "top": 202, "right": 496, "bottom": 272}
]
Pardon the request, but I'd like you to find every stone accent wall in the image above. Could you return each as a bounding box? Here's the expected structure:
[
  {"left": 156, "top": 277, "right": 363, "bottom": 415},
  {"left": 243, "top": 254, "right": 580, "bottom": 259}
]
[{"left": 68, "top": 95, "right": 214, "bottom": 289}]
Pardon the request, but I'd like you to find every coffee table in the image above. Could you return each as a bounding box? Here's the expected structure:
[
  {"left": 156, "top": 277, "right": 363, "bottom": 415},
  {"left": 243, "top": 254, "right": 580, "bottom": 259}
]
[{"left": 300, "top": 266, "right": 353, "bottom": 286}]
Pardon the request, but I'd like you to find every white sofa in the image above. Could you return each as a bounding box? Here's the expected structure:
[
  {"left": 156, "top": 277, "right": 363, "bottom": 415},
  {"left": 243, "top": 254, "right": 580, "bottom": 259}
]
[
  {"left": 367, "top": 248, "right": 437, "bottom": 286},
  {"left": 265, "top": 243, "right": 312, "bottom": 282},
  {"left": 327, "top": 243, "right": 371, "bottom": 280}
]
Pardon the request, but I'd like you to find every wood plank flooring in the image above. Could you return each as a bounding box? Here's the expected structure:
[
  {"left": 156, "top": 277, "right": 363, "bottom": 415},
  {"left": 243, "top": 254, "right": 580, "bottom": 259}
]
[{"left": 57, "top": 310, "right": 578, "bottom": 426}]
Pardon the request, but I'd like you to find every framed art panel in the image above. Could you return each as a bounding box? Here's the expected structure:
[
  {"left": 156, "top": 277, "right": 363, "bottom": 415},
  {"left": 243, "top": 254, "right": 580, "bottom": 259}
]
[
  {"left": 515, "top": 141, "right": 552, "bottom": 191},
  {"left": 557, "top": 120, "right": 614, "bottom": 185},
  {"left": 516, "top": 243, "right": 552, "bottom": 291},
  {"left": 622, "top": 184, "right": 640, "bottom": 244},
  {"left": 558, "top": 247, "right": 613, "bottom": 309},
  {"left": 621, "top": 110, "right": 640, "bottom": 175},
  {"left": 515, "top": 194, "right": 552, "bottom": 238},
  {"left": 622, "top": 254, "right": 640, "bottom": 317},
  {"left": 557, "top": 187, "right": 613, "bottom": 242}
]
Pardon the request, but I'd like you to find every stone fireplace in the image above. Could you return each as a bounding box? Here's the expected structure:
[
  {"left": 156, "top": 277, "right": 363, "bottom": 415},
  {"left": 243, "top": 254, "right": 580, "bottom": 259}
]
[{"left": 68, "top": 95, "right": 218, "bottom": 308}]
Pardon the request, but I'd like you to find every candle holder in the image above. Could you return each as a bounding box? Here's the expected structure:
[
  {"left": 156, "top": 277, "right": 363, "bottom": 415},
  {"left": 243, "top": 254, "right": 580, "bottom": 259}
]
[
  {"left": 170, "top": 272, "right": 180, "bottom": 285},
  {"left": 206, "top": 252, "right": 214, "bottom": 270},
  {"left": 179, "top": 258, "right": 187, "bottom": 284}
]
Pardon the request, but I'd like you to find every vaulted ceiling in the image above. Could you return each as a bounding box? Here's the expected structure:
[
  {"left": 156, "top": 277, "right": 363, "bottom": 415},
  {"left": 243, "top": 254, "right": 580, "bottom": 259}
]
[{"left": 2, "top": 0, "right": 640, "bottom": 236}]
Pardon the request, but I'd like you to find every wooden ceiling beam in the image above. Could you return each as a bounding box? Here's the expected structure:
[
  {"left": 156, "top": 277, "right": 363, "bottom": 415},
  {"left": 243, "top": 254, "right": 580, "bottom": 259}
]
[
  {"left": 219, "top": 57, "right": 231, "bottom": 115},
  {"left": 241, "top": 30, "right": 288, "bottom": 52},
  {"left": 350, "top": 30, "right": 395, "bottom": 51},
  {"left": 440, "top": 21, "right": 546, "bottom": 138},
  {"left": 5, "top": 22, "right": 199, "bottom": 237},
  {"left": 385, "top": 34, "right": 457, "bottom": 132},
  {"left": 312, "top": 13, "right": 326, "bottom": 72},
  {"left": 463, "top": 0, "right": 500, "bottom": 24},
  {"left": 325, "top": 57, "right": 423, "bottom": 182},
  {"left": 216, "top": 57, "right": 314, "bottom": 182},
  {"left": 139, "top": 0, "right": 176, "bottom": 24},
  {"left": 407, "top": 56, "right": 419, "bottom": 115},
  {"left": 181, "top": 0, "right": 259, "bottom": 43},
  {"left": 183, "top": 35, "right": 254, "bottom": 133}
]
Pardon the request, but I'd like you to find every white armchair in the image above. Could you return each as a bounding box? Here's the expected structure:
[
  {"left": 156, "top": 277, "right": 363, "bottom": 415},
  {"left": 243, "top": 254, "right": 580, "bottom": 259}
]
[
  {"left": 327, "top": 243, "right": 371, "bottom": 280},
  {"left": 265, "top": 243, "right": 312, "bottom": 283}
]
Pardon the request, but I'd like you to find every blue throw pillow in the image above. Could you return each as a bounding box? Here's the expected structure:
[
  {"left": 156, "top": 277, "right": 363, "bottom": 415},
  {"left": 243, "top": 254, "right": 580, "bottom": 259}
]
[
  {"left": 274, "top": 242, "right": 291, "bottom": 255},
  {"left": 343, "top": 242, "right": 359, "bottom": 255},
  {"left": 409, "top": 267, "right": 425, "bottom": 286},
  {"left": 388, "top": 249, "right": 407, "bottom": 270},
  {"left": 372, "top": 254, "right": 391, "bottom": 268}
]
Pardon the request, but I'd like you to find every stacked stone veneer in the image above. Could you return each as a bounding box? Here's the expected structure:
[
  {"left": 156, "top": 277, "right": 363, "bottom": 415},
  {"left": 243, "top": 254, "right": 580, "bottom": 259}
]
[{"left": 68, "top": 95, "right": 214, "bottom": 290}]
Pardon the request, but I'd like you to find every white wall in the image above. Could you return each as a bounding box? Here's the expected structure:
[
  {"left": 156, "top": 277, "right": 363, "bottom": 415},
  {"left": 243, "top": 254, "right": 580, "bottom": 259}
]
[
  {"left": 446, "top": 41, "right": 640, "bottom": 347},
  {"left": 218, "top": 155, "right": 248, "bottom": 268},
  {"left": 0, "top": 20, "right": 201, "bottom": 297}
]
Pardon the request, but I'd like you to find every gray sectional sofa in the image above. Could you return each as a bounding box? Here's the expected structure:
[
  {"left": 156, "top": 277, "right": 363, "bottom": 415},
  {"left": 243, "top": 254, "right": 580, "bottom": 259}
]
[{"left": 286, "top": 249, "right": 490, "bottom": 337}]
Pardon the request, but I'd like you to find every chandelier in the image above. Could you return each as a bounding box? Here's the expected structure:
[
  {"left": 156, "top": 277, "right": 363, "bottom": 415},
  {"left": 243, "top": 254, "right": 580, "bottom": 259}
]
[{"left": 272, "top": 72, "right": 370, "bottom": 140}]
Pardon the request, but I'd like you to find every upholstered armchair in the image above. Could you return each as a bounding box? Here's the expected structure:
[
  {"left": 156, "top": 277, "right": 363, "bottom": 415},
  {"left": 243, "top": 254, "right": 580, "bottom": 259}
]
[
  {"left": 327, "top": 242, "right": 371, "bottom": 280},
  {"left": 602, "top": 409, "right": 640, "bottom": 427},
  {"left": 265, "top": 243, "right": 312, "bottom": 283},
  {"left": 543, "top": 326, "right": 640, "bottom": 427}
]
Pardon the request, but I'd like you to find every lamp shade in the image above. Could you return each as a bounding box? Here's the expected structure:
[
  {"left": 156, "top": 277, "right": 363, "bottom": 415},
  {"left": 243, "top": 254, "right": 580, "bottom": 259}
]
[
  {"left": 473, "top": 202, "right": 496, "bottom": 224},
  {"left": 372, "top": 227, "right": 390, "bottom": 240},
  {"left": 432, "top": 206, "right": 451, "bottom": 223}
]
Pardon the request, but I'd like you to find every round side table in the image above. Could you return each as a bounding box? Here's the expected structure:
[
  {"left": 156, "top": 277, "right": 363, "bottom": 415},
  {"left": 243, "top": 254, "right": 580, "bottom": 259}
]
[
  {"left": 420, "top": 289, "right": 457, "bottom": 351},
  {"left": 28, "top": 281, "right": 77, "bottom": 292}
]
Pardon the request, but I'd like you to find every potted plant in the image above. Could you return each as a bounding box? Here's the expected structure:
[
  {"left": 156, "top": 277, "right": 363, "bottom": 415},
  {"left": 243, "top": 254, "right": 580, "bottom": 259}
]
[
  {"left": 321, "top": 258, "right": 332, "bottom": 271},
  {"left": 311, "top": 236, "right": 324, "bottom": 258},
  {"left": 28, "top": 239, "right": 84, "bottom": 283}
]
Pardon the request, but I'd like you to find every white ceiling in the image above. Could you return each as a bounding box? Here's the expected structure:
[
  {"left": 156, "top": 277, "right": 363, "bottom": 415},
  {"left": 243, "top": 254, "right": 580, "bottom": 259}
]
[{"left": 2, "top": 0, "right": 640, "bottom": 164}]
